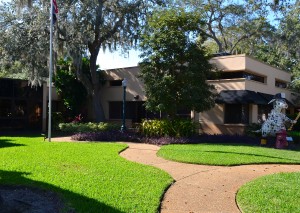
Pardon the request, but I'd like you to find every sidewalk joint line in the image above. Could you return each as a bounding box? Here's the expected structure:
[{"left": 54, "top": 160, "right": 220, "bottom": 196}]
[{"left": 176, "top": 168, "right": 223, "bottom": 182}]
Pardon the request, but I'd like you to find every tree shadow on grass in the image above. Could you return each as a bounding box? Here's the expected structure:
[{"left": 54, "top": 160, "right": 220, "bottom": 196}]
[
  {"left": 0, "top": 130, "right": 48, "bottom": 138},
  {"left": 0, "top": 170, "right": 124, "bottom": 213},
  {"left": 0, "top": 139, "right": 25, "bottom": 149}
]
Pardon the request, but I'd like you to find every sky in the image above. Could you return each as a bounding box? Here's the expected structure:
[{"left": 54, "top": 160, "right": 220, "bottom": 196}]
[{"left": 97, "top": 49, "right": 141, "bottom": 70}]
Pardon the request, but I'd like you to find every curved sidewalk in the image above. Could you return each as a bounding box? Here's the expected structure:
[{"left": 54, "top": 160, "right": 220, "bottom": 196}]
[{"left": 120, "top": 142, "right": 300, "bottom": 213}]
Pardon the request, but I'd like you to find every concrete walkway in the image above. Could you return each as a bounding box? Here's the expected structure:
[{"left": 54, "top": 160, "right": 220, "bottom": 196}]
[{"left": 120, "top": 142, "right": 300, "bottom": 213}]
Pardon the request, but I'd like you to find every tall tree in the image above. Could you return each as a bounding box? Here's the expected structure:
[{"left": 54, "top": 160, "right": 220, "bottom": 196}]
[
  {"left": 275, "top": 1, "right": 300, "bottom": 92},
  {"left": 0, "top": 2, "right": 49, "bottom": 85},
  {"left": 171, "top": 0, "right": 277, "bottom": 54},
  {"left": 140, "top": 9, "right": 215, "bottom": 118},
  {"left": 0, "top": 0, "right": 160, "bottom": 122}
]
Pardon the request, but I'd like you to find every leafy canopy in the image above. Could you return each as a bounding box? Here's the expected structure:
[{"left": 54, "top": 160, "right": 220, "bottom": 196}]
[
  {"left": 0, "top": 1, "right": 49, "bottom": 85},
  {"left": 0, "top": 0, "right": 162, "bottom": 121},
  {"left": 140, "top": 9, "right": 215, "bottom": 117},
  {"left": 54, "top": 58, "right": 88, "bottom": 117}
]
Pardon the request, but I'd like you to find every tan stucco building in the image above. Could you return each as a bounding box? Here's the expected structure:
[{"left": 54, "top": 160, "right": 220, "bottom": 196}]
[
  {"left": 41, "top": 54, "right": 298, "bottom": 135},
  {"left": 97, "top": 54, "right": 298, "bottom": 135},
  {"left": 198, "top": 54, "right": 297, "bottom": 134}
]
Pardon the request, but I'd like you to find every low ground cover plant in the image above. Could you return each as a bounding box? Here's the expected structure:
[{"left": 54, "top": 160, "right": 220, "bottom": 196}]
[
  {"left": 237, "top": 172, "right": 300, "bottom": 213},
  {"left": 0, "top": 136, "right": 172, "bottom": 212},
  {"left": 71, "top": 129, "right": 262, "bottom": 146},
  {"left": 157, "top": 143, "right": 300, "bottom": 166},
  {"left": 71, "top": 130, "right": 141, "bottom": 142}
]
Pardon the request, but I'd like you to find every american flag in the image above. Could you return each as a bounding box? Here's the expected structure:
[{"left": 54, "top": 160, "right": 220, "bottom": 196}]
[{"left": 52, "top": 0, "right": 58, "bottom": 24}]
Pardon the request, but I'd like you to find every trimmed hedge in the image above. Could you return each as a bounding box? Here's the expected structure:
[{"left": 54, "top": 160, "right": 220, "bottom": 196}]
[{"left": 59, "top": 122, "right": 120, "bottom": 133}]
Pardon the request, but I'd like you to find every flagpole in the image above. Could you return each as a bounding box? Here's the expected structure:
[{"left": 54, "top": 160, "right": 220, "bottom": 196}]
[{"left": 48, "top": 0, "right": 54, "bottom": 142}]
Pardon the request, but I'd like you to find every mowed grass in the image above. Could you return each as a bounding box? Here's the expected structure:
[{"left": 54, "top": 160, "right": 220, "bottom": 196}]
[
  {"left": 157, "top": 144, "right": 300, "bottom": 166},
  {"left": 0, "top": 136, "right": 173, "bottom": 212},
  {"left": 236, "top": 172, "right": 300, "bottom": 213}
]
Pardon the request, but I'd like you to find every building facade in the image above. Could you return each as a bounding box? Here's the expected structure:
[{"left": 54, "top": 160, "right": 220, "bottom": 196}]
[
  {"left": 0, "top": 78, "right": 43, "bottom": 130},
  {"left": 99, "top": 54, "right": 298, "bottom": 135},
  {"left": 197, "top": 54, "right": 297, "bottom": 134},
  {"left": 24, "top": 54, "right": 296, "bottom": 134}
]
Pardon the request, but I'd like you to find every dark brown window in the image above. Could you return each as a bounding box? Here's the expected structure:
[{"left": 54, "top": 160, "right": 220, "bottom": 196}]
[
  {"left": 209, "top": 71, "right": 265, "bottom": 83},
  {"left": 0, "top": 79, "right": 13, "bottom": 97},
  {"left": 0, "top": 78, "right": 43, "bottom": 130},
  {"left": 109, "top": 101, "right": 153, "bottom": 122},
  {"left": 257, "top": 104, "right": 272, "bottom": 124},
  {"left": 0, "top": 99, "right": 12, "bottom": 117},
  {"left": 275, "top": 80, "right": 287, "bottom": 88},
  {"left": 109, "top": 80, "right": 123, "bottom": 86},
  {"left": 224, "top": 104, "right": 249, "bottom": 124}
]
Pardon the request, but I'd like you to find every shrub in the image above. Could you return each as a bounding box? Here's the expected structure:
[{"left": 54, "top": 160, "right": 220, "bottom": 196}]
[
  {"left": 72, "top": 114, "right": 84, "bottom": 123},
  {"left": 52, "top": 112, "right": 65, "bottom": 130},
  {"left": 288, "top": 131, "right": 300, "bottom": 144},
  {"left": 141, "top": 118, "right": 197, "bottom": 137},
  {"left": 59, "top": 122, "right": 120, "bottom": 133},
  {"left": 245, "top": 123, "right": 262, "bottom": 137},
  {"left": 54, "top": 58, "right": 88, "bottom": 117}
]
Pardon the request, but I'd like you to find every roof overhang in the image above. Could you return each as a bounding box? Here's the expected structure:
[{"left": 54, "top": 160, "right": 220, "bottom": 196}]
[{"left": 215, "top": 90, "right": 294, "bottom": 106}]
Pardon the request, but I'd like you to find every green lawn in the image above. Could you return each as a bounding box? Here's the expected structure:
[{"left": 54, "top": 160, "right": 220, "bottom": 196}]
[
  {"left": 236, "top": 172, "right": 300, "bottom": 213},
  {"left": 0, "top": 136, "right": 173, "bottom": 213},
  {"left": 157, "top": 143, "right": 300, "bottom": 166},
  {"left": 158, "top": 143, "right": 300, "bottom": 212}
]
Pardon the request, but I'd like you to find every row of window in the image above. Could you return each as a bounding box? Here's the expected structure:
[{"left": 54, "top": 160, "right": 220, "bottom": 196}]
[
  {"left": 0, "top": 79, "right": 43, "bottom": 98},
  {"left": 0, "top": 79, "right": 43, "bottom": 130},
  {"left": 224, "top": 104, "right": 281, "bottom": 124},
  {"left": 110, "top": 78, "right": 287, "bottom": 89},
  {"left": 0, "top": 99, "right": 42, "bottom": 129},
  {"left": 109, "top": 102, "right": 272, "bottom": 125},
  {"left": 108, "top": 101, "right": 191, "bottom": 122},
  {"left": 109, "top": 100, "right": 283, "bottom": 125},
  {"left": 208, "top": 71, "right": 288, "bottom": 88}
]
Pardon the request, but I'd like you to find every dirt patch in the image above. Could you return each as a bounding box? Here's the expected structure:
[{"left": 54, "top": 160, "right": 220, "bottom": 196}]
[{"left": 0, "top": 185, "right": 75, "bottom": 213}]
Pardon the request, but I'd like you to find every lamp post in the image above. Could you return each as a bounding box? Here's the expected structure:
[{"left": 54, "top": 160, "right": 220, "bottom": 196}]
[{"left": 121, "top": 78, "right": 127, "bottom": 132}]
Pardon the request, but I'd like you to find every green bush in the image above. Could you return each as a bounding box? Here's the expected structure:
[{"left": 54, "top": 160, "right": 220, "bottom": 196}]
[
  {"left": 245, "top": 123, "right": 262, "bottom": 137},
  {"left": 52, "top": 112, "right": 65, "bottom": 131},
  {"left": 141, "top": 119, "right": 197, "bottom": 137},
  {"left": 59, "top": 122, "right": 120, "bottom": 133},
  {"left": 288, "top": 131, "right": 300, "bottom": 144}
]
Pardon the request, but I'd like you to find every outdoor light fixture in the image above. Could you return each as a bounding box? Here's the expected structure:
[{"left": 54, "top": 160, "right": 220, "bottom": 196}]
[{"left": 121, "top": 78, "right": 127, "bottom": 132}]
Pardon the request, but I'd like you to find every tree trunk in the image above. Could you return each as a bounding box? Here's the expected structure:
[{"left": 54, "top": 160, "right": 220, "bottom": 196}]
[
  {"left": 89, "top": 46, "right": 106, "bottom": 122},
  {"left": 91, "top": 88, "right": 106, "bottom": 122}
]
